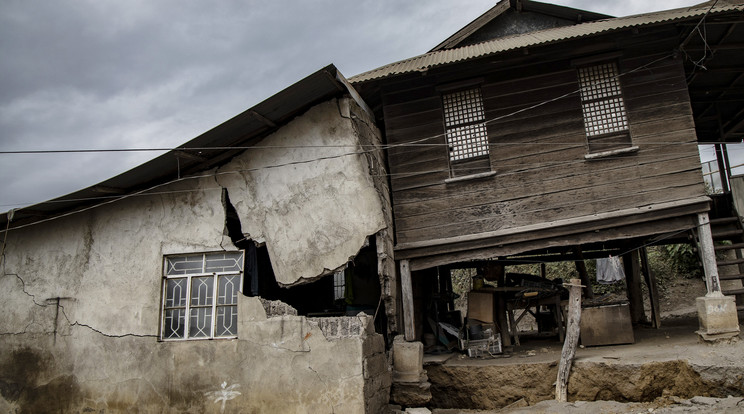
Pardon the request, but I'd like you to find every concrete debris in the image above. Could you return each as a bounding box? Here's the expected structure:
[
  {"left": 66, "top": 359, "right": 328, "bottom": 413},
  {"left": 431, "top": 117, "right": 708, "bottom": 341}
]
[
  {"left": 503, "top": 398, "right": 529, "bottom": 409},
  {"left": 689, "top": 396, "right": 718, "bottom": 405},
  {"left": 391, "top": 380, "right": 433, "bottom": 408},
  {"left": 387, "top": 404, "right": 403, "bottom": 414},
  {"left": 405, "top": 408, "right": 432, "bottom": 414},
  {"left": 309, "top": 315, "right": 372, "bottom": 339},
  {"left": 259, "top": 298, "right": 298, "bottom": 317}
]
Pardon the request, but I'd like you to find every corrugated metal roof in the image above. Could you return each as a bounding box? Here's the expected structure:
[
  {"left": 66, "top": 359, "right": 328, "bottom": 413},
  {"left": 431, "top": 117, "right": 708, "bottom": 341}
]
[
  {"left": 1, "top": 64, "right": 355, "bottom": 230},
  {"left": 351, "top": 2, "right": 744, "bottom": 83},
  {"left": 430, "top": 0, "right": 612, "bottom": 52}
]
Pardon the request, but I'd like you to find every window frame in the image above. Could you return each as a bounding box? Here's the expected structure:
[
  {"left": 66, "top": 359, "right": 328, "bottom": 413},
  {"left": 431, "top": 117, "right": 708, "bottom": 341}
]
[
  {"left": 576, "top": 60, "right": 633, "bottom": 155},
  {"left": 439, "top": 83, "right": 492, "bottom": 178},
  {"left": 160, "top": 251, "right": 245, "bottom": 341}
]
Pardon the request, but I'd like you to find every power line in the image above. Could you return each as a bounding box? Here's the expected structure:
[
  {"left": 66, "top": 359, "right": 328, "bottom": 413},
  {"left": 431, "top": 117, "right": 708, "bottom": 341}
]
[
  {"left": 0, "top": 140, "right": 732, "bottom": 155},
  {"left": 0, "top": 140, "right": 704, "bottom": 209},
  {"left": 0, "top": 41, "right": 717, "bottom": 223}
]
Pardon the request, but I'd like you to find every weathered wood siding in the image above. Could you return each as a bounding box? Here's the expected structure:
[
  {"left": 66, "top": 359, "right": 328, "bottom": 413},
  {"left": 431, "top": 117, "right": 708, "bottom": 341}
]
[{"left": 382, "top": 43, "right": 705, "bottom": 250}]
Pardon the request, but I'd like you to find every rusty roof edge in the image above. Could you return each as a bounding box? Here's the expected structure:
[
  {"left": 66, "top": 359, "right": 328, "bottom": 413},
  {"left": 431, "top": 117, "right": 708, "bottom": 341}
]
[{"left": 350, "top": 2, "right": 744, "bottom": 84}]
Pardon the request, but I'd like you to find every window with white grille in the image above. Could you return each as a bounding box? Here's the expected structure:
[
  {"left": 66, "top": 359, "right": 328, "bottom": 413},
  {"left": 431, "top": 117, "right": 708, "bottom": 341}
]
[
  {"left": 442, "top": 88, "right": 490, "bottom": 162},
  {"left": 333, "top": 268, "right": 346, "bottom": 301},
  {"left": 161, "top": 251, "right": 244, "bottom": 340},
  {"left": 577, "top": 62, "right": 632, "bottom": 152}
]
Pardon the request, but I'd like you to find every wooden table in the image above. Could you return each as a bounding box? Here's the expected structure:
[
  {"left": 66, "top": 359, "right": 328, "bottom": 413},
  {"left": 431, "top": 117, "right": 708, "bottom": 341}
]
[{"left": 471, "top": 287, "right": 565, "bottom": 346}]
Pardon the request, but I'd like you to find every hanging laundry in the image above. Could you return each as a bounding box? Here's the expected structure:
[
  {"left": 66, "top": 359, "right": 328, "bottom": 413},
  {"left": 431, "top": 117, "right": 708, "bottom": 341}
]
[{"left": 596, "top": 256, "right": 625, "bottom": 284}]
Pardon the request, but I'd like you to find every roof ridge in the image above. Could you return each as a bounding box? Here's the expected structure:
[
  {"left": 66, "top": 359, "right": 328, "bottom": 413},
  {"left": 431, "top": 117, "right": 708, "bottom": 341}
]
[{"left": 349, "top": 2, "right": 743, "bottom": 83}]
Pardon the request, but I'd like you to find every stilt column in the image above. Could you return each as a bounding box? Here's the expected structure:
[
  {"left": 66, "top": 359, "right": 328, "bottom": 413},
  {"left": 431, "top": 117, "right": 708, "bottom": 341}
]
[{"left": 695, "top": 212, "right": 740, "bottom": 340}]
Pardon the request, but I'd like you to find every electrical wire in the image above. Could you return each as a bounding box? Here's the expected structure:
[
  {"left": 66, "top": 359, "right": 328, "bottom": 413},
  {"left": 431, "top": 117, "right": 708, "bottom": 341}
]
[
  {"left": 0, "top": 52, "right": 680, "bottom": 157},
  {"left": 0, "top": 141, "right": 703, "bottom": 210},
  {"left": 0, "top": 11, "right": 726, "bottom": 227}
]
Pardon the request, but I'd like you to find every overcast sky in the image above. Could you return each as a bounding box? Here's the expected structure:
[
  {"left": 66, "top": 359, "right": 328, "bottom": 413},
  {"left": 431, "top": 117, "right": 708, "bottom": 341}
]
[{"left": 0, "top": 0, "right": 709, "bottom": 210}]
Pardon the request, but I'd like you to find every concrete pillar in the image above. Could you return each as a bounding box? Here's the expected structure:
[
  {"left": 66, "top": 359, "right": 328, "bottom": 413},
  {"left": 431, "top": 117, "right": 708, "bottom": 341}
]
[
  {"left": 696, "top": 212, "right": 740, "bottom": 340},
  {"left": 391, "top": 335, "right": 431, "bottom": 407},
  {"left": 392, "top": 336, "right": 425, "bottom": 383}
]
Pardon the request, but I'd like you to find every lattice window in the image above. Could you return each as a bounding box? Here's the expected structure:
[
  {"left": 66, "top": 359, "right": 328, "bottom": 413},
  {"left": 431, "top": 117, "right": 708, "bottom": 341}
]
[
  {"left": 577, "top": 62, "right": 632, "bottom": 151},
  {"left": 161, "top": 251, "right": 244, "bottom": 340},
  {"left": 333, "top": 269, "right": 345, "bottom": 301},
  {"left": 442, "top": 88, "right": 490, "bottom": 162}
]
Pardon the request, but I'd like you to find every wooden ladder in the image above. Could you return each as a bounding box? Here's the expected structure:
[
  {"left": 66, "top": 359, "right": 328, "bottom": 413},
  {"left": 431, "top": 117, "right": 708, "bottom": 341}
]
[{"left": 710, "top": 215, "right": 744, "bottom": 298}]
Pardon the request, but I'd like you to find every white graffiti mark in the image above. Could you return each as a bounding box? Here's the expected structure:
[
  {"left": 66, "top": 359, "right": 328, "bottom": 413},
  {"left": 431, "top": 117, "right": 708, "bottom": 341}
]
[{"left": 205, "top": 381, "right": 241, "bottom": 413}]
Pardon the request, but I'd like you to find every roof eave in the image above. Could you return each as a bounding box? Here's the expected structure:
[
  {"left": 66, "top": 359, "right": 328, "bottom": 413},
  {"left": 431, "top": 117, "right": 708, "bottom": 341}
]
[{"left": 2, "top": 64, "right": 364, "bottom": 230}]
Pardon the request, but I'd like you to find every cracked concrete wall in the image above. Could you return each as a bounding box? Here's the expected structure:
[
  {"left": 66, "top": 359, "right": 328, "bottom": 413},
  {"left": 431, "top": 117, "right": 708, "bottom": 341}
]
[
  {"left": 346, "top": 97, "right": 399, "bottom": 334},
  {"left": 215, "top": 97, "right": 387, "bottom": 286},
  {"left": 0, "top": 96, "right": 392, "bottom": 413}
]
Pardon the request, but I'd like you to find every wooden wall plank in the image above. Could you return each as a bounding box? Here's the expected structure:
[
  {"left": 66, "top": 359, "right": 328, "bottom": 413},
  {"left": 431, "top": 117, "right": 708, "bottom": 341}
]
[
  {"left": 392, "top": 150, "right": 700, "bottom": 207},
  {"left": 393, "top": 154, "right": 702, "bottom": 219},
  {"left": 381, "top": 45, "right": 705, "bottom": 256},
  {"left": 396, "top": 172, "right": 704, "bottom": 243}
]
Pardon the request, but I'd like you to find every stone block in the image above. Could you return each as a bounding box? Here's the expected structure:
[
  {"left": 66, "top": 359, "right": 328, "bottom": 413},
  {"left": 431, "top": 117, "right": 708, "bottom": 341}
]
[
  {"left": 696, "top": 295, "right": 740, "bottom": 336},
  {"left": 405, "top": 408, "right": 431, "bottom": 414},
  {"left": 392, "top": 337, "right": 424, "bottom": 383},
  {"left": 363, "top": 333, "right": 385, "bottom": 356},
  {"left": 391, "top": 381, "right": 432, "bottom": 407},
  {"left": 364, "top": 353, "right": 390, "bottom": 379}
]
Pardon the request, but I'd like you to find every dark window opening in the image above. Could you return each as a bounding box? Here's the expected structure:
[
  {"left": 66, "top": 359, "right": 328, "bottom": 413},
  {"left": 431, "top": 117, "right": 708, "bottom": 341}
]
[
  {"left": 257, "top": 239, "right": 381, "bottom": 318},
  {"left": 223, "top": 189, "right": 385, "bottom": 331}
]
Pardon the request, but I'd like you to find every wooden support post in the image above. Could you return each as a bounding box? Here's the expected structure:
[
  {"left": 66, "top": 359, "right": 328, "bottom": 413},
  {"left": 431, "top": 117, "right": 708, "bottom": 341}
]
[
  {"left": 639, "top": 247, "right": 661, "bottom": 328},
  {"left": 574, "top": 248, "right": 594, "bottom": 300},
  {"left": 715, "top": 143, "right": 731, "bottom": 193},
  {"left": 444, "top": 268, "right": 455, "bottom": 312},
  {"left": 400, "top": 260, "right": 416, "bottom": 341},
  {"left": 556, "top": 278, "right": 582, "bottom": 402},
  {"left": 486, "top": 263, "right": 511, "bottom": 347},
  {"left": 622, "top": 250, "right": 645, "bottom": 324},
  {"left": 697, "top": 212, "right": 724, "bottom": 296}
]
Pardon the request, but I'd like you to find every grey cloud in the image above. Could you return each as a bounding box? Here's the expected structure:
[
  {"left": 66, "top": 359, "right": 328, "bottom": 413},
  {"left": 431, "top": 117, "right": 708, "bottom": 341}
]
[{"left": 0, "top": 0, "right": 700, "bottom": 209}]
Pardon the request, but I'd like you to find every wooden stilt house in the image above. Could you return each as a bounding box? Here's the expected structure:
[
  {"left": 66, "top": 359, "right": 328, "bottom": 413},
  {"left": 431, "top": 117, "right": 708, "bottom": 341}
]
[{"left": 351, "top": 0, "right": 744, "bottom": 342}]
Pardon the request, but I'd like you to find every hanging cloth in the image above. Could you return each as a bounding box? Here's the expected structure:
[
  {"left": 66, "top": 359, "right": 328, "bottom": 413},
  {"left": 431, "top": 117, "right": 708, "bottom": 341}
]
[{"left": 596, "top": 256, "right": 625, "bottom": 285}]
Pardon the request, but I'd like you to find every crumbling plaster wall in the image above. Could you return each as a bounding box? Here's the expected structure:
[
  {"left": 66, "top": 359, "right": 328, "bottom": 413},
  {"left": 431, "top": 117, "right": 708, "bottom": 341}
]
[
  {"left": 216, "top": 97, "right": 387, "bottom": 286},
  {"left": 0, "top": 96, "right": 392, "bottom": 413},
  {"left": 346, "top": 97, "right": 399, "bottom": 334}
]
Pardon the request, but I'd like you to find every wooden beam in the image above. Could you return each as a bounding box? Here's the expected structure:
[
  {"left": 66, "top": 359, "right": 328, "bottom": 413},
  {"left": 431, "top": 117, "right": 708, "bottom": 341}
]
[
  {"left": 92, "top": 185, "right": 126, "bottom": 195},
  {"left": 556, "top": 278, "right": 582, "bottom": 402},
  {"left": 697, "top": 212, "right": 724, "bottom": 295},
  {"left": 574, "top": 247, "right": 594, "bottom": 300},
  {"left": 622, "top": 250, "right": 646, "bottom": 324},
  {"left": 395, "top": 197, "right": 711, "bottom": 254},
  {"left": 249, "top": 110, "right": 277, "bottom": 128},
  {"left": 640, "top": 247, "right": 662, "bottom": 328},
  {"left": 684, "top": 42, "right": 744, "bottom": 51},
  {"left": 400, "top": 260, "right": 416, "bottom": 341},
  {"left": 173, "top": 150, "right": 209, "bottom": 163},
  {"left": 485, "top": 262, "right": 512, "bottom": 347},
  {"left": 408, "top": 215, "right": 700, "bottom": 271}
]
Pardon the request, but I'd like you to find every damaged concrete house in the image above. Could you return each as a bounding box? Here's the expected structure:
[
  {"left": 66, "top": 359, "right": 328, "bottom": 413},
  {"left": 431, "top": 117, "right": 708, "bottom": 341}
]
[
  {"left": 0, "top": 67, "right": 396, "bottom": 413},
  {"left": 2, "top": 0, "right": 744, "bottom": 412}
]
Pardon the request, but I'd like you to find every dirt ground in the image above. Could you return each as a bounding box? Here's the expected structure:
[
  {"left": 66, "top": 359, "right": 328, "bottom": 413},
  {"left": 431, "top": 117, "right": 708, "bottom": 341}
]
[
  {"left": 431, "top": 395, "right": 744, "bottom": 413},
  {"left": 404, "top": 277, "right": 744, "bottom": 413}
]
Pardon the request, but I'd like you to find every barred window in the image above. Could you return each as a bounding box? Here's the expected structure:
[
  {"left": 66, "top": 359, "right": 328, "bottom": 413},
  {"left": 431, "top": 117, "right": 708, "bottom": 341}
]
[
  {"left": 161, "top": 251, "right": 244, "bottom": 340},
  {"left": 442, "top": 88, "right": 489, "bottom": 161},
  {"left": 577, "top": 62, "right": 632, "bottom": 152}
]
